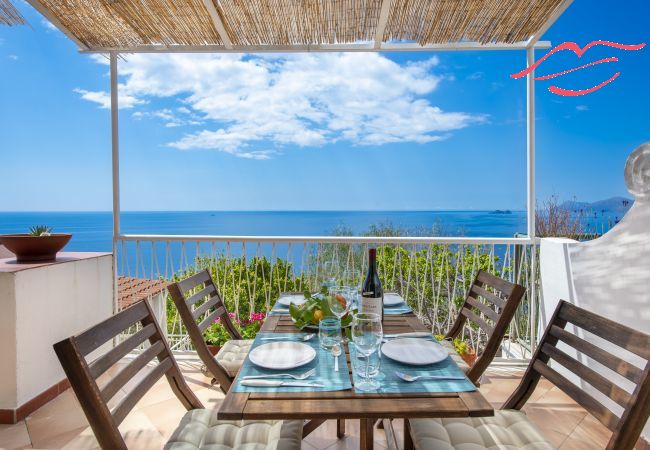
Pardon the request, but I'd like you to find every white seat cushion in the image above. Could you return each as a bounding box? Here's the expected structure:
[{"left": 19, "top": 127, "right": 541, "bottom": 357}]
[
  {"left": 165, "top": 409, "right": 303, "bottom": 450},
  {"left": 409, "top": 410, "right": 554, "bottom": 450},
  {"left": 440, "top": 340, "right": 470, "bottom": 373},
  {"left": 215, "top": 339, "right": 253, "bottom": 377}
]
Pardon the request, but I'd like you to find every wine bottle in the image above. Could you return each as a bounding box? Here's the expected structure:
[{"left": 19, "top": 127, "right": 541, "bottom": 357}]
[{"left": 361, "top": 248, "right": 384, "bottom": 321}]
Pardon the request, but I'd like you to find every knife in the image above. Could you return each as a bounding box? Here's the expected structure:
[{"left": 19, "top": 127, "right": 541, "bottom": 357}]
[
  {"left": 240, "top": 380, "right": 324, "bottom": 388},
  {"left": 384, "top": 332, "right": 432, "bottom": 338}
]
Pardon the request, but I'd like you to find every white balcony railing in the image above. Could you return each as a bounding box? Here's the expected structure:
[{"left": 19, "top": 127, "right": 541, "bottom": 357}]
[{"left": 116, "top": 235, "right": 539, "bottom": 361}]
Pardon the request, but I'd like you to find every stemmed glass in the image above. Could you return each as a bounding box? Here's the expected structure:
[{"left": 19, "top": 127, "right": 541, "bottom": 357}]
[
  {"left": 351, "top": 313, "right": 383, "bottom": 391},
  {"left": 321, "top": 261, "right": 337, "bottom": 291},
  {"left": 342, "top": 269, "right": 361, "bottom": 308},
  {"left": 328, "top": 287, "right": 352, "bottom": 322}
]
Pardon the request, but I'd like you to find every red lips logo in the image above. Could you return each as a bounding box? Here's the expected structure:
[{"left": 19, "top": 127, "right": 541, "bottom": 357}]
[{"left": 511, "top": 40, "right": 646, "bottom": 96}]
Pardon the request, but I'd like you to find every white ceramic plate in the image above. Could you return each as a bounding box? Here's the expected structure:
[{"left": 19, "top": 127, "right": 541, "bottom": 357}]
[
  {"left": 277, "top": 294, "right": 307, "bottom": 307},
  {"left": 248, "top": 342, "right": 316, "bottom": 370},
  {"left": 381, "top": 338, "right": 448, "bottom": 365},
  {"left": 383, "top": 293, "right": 405, "bottom": 306}
]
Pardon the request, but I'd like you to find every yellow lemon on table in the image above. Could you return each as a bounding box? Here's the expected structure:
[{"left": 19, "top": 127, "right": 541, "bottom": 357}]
[{"left": 313, "top": 309, "right": 324, "bottom": 323}]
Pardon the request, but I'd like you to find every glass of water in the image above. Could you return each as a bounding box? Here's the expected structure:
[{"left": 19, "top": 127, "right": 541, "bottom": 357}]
[
  {"left": 319, "top": 318, "right": 342, "bottom": 350},
  {"left": 351, "top": 313, "right": 383, "bottom": 391}
]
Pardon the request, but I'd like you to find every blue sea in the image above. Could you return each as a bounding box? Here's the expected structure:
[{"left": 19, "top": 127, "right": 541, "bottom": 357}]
[{"left": 0, "top": 211, "right": 528, "bottom": 252}]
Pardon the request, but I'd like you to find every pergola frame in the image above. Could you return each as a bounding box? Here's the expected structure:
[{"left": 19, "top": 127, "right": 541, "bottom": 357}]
[{"left": 28, "top": 0, "right": 573, "bottom": 337}]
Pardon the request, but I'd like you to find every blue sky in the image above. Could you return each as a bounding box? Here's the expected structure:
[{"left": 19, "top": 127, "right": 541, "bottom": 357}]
[{"left": 1, "top": 0, "right": 648, "bottom": 212}]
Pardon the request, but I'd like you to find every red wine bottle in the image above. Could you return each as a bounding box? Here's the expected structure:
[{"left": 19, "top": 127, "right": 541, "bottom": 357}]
[{"left": 361, "top": 248, "right": 384, "bottom": 321}]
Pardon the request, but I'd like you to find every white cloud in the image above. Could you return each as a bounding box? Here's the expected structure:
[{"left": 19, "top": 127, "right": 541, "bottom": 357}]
[
  {"left": 576, "top": 105, "right": 589, "bottom": 111},
  {"left": 132, "top": 108, "right": 204, "bottom": 128},
  {"left": 77, "top": 53, "right": 486, "bottom": 158},
  {"left": 8, "top": 54, "right": 18, "bottom": 60},
  {"left": 74, "top": 88, "right": 146, "bottom": 109}
]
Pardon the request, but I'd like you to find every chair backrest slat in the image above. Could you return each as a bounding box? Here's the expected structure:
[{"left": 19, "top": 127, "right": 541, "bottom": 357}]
[
  {"left": 88, "top": 323, "right": 156, "bottom": 379},
  {"left": 504, "top": 300, "right": 650, "bottom": 450},
  {"left": 186, "top": 284, "right": 217, "bottom": 307},
  {"left": 193, "top": 294, "right": 221, "bottom": 319},
  {"left": 446, "top": 270, "right": 526, "bottom": 383},
  {"left": 100, "top": 340, "right": 165, "bottom": 403},
  {"left": 76, "top": 301, "right": 149, "bottom": 356},
  {"left": 54, "top": 300, "right": 203, "bottom": 449},
  {"left": 198, "top": 305, "right": 228, "bottom": 333},
  {"left": 477, "top": 270, "right": 513, "bottom": 295},
  {"left": 469, "top": 284, "right": 506, "bottom": 309},
  {"left": 176, "top": 270, "right": 211, "bottom": 293},
  {"left": 557, "top": 302, "right": 650, "bottom": 359},
  {"left": 549, "top": 324, "right": 644, "bottom": 384},
  {"left": 465, "top": 296, "right": 500, "bottom": 322},
  {"left": 540, "top": 342, "right": 632, "bottom": 408},
  {"left": 168, "top": 269, "right": 242, "bottom": 392},
  {"left": 461, "top": 307, "right": 494, "bottom": 337}
]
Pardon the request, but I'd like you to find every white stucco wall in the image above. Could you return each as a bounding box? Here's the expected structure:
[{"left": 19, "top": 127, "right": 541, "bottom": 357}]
[
  {"left": 539, "top": 142, "right": 650, "bottom": 441},
  {"left": 0, "top": 253, "right": 113, "bottom": 409}
]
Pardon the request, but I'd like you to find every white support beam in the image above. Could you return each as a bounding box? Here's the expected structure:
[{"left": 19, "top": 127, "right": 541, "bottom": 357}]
[
  {"left": 81, "top": 40, "right": 551, "bottom": 54},
  {"left": 201, "top": 0, "right": 233, "bottom": 49},
  {"left": 25, "top": 0, "right": 89, "bottom": 50},
  {"left": 374, "top": 0, "right": 392, "bottom": 49},
  {"left": 526, "top": 46, "right": 538, "bottom": 350},
  {"left": 526, "top": 47, "right": 536, "bottom": 240},
  {"left": 110, "top": 52, "right": 121, "bottom": 314},
  {"left": 527, "top": 0, "right": 573, "bottom": 46}
]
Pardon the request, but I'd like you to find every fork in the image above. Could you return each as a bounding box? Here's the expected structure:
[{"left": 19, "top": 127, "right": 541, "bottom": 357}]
[
  {"left": 395, "top": 371, "right": 466, "bottom": 382},
  {"left": 242, "top": 368, "right": 316, "bottom": 381}
]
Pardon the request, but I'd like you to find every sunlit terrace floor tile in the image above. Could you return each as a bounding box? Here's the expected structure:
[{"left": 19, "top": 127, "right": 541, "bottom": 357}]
[{"left": 0, "top": 421, "right": 32, "bottom": 449}]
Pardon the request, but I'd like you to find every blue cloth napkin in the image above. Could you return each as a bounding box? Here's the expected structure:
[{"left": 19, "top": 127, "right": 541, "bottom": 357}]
[
  {"left": 384, "top": 304, "right": 413, "bottom": 315},
  {"left": 233, "top": 333, "right": 353, "bottom": 393},
  {"left": 268, "top": 302, "right": 290, "bottom": 316},
  {"left": 349, "top": 337, "right": 476, "bottom": 394}
]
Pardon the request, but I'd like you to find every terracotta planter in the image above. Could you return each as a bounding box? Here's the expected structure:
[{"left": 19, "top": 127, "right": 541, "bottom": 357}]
[
  {"left": 460, "top": 349, "right": 477, "bottom": 366},
  {"left": 207, "top": 345, "right": 221, "bottom": 356},
  {"left": 0, "top": 234, "right": 72, "bottom": 263}
]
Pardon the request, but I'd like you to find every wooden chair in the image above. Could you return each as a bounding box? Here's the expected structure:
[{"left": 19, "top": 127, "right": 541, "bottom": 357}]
[
  {"left": 442, "top": 270, "right": 526, "bottom": 384},
  {"left": 168, "top": 269, "right": 252, "bottom": 393},
  {"left": 406, "top": 300, "right": 650, "bottom": 450},
  {"left": 54, "top": 299, "right": 303, "bottom": 450}
]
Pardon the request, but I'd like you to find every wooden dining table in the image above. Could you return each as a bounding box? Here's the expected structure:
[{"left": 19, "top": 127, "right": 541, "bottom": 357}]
[{"left": 217, "top": 313, "right": 494, "bottom": 450}]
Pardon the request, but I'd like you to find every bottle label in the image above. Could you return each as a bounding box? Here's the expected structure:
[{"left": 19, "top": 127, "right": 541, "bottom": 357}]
[{"left": 361, "top": 296, "right": 383, "bottom": 316}]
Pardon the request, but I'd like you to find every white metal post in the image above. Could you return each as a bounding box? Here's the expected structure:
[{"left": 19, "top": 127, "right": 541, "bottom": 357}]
[
  {"left": 110, "top": 52, "right": 121, "bottom": 315},
  {"left": 526, "top": 46, "right": 538, "bottom": 353}
]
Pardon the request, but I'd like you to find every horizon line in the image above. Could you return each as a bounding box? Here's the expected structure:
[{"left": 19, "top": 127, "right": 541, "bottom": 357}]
[{"left": 0, "top": 209, "right": 526, "bottom": 214}]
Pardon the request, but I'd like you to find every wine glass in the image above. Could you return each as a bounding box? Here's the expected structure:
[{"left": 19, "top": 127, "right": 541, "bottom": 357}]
[
  {"left": 321, "top": 261, "right": 337, "bottom": 291},
  {"left": 342, "top": 269, "right": 361, "bottom": 307},
  {"left": 351, "top": 313, "right": 383, "bottom": 391},
  {"left": 328, "top": 287, "right": 352, "bottom": 321}
]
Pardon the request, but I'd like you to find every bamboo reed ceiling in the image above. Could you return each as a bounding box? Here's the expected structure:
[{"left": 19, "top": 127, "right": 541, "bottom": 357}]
[
  {"left": 1, "top": 0, "right": 25, "bottom": 25},
  {"left": 26, "top": 0, "right": 564, "bottom": 50}
]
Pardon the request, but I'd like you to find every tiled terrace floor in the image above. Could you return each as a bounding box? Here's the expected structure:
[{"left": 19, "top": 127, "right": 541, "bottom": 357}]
[{"left": 0, "top": 360, "right": 644, "bottom": 450}]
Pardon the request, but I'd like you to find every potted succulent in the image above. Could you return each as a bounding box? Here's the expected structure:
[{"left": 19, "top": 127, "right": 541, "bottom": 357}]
[
  {"left": 0, "top": 226, "right": 72, "bottom": 263},
  {"left": 203, "top": 312, "right": 266, "bottom": 355}
]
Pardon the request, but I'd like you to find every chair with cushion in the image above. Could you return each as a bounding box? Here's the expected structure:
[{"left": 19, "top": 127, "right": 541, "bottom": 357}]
[
  {"left": 406, "top": 300, "right": 650, "bottom": 450},
  {"left": 442, "top": 270, "right": 526, "bottom": 384},
  {"left": 168, "top": 269, "right": 252, "bottom": 392},
  {"left": 53, "top": 299, "right": 303, "bottom": 450}
]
